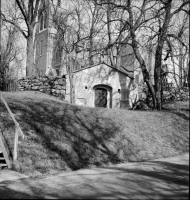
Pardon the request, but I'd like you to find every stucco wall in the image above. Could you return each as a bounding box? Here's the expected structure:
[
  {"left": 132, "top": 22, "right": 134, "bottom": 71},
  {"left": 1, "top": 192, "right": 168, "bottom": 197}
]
[{"left": 65, "top": 64, "right": 139, "bottom": 108}]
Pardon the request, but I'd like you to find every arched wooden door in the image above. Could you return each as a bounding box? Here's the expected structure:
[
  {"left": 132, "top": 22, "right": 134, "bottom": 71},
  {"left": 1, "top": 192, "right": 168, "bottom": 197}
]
[{"left": 94, "top": 88, "right": 108, "bottom": 108}]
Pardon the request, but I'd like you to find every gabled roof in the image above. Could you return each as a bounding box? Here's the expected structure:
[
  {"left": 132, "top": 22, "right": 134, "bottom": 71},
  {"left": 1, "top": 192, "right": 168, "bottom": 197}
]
[{"left": 73, "top": 62, "right": 134, "bottom": 79}]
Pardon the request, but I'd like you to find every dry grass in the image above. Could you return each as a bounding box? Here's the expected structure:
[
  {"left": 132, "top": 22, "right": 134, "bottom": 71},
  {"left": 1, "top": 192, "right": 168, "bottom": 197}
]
[{"left": 0, "top": 91, "right": 189, "bottom": 178}]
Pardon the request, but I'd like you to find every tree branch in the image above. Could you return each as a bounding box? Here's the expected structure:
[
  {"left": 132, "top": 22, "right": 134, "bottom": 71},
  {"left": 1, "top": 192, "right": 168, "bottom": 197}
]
[
  {"left": 170, "top": 1, "right": 190, "bottom": 17},
  {"left": 16, "top": 0, "right": 29, "bottom": 30},
  {"left": 2, "top": 13, "right": 28, "bottom": 38}
]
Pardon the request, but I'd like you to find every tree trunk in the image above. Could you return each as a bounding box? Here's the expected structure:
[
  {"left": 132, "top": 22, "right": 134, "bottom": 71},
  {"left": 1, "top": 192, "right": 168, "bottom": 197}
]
[
  {"left": 89, "top": 2, "right": 98, "bottom": 66},
  {"left": 130, "top": 26, "right": 156, "bottom": 109},
  {"left": 66, "top": 54, "right": 74, "bottom": 104},
  {"left": 154, "top": 47, "right": 163, "bottom": 110},
  {"left": 69, "top": 72, "right": 74, "bottom": 103},
  {"left": 106, "top": 3, "right": 115, "bottom": 67},
  {"left": 131, "top": 38, "right": 156, "bottom": 108},
  {"left": 154, "top": 0, "right": 172, "bottom": 110},
  {"left": 0, "top": 0, "right": 1, "bottom": 68},
  {"left": 135, "top": 48, "right": 156, "bottom": 109},
  {"left": 178, "top": 45, "right": 183, "bottom": 88},
  {"left": 188, "top": 61, "right": 190, "bottom": 88},
  {"left": 89, "top": 33, "right": 94, "bottom": 66},
  {"left": 127, "top": 1, "right": 156, "bottom": 109},
  {"left": 26, "top": 33, "right": 35, "bottom": 77}
]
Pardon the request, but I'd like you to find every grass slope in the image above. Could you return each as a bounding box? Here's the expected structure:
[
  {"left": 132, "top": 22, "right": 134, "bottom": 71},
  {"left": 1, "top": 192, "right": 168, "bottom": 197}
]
[{"left": 0, "top": 91, "right": 189, "bottom": 177}]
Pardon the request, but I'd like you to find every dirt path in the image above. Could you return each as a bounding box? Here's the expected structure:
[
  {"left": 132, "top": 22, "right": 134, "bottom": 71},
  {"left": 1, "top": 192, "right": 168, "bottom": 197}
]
[{"left": 0, "top": 153, "right": 189, "bottom": 199}]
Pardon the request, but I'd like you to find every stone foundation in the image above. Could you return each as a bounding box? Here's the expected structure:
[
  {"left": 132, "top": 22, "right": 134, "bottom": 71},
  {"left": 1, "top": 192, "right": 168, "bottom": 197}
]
[
  {"left": 17, "top": 76, "right": 66, "bottom": 100},
  {"left": 133, "top": 84, "right": 190, "bottom": 110},
  {"left": 138, "top": 83, "right": 189, "bottom": 102},
  {"left": 162, "top": 87, "right": 189, "bottom": 101}
]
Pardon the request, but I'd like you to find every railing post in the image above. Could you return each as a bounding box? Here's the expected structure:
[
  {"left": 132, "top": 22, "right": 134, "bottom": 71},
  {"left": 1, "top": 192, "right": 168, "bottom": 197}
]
[
  {"left": 13, "top": 128, "right": 18, "bottom": 161},
  {"left": 0, "top": 94, "right": 24, "bottom": 139},
  {"left": 0, "top": 93, "right": 24, "bottom": 163},
  {"left": 0, "top": 130, "right": 11, "bottom": 168}
]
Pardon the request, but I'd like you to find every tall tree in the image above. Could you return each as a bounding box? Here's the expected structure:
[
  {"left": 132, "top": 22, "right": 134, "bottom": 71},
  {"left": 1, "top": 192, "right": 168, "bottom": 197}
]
[
  {"left": 51, "top": 0, "right": 105, "bottom": 103},
  {"left": 2, "top": 0, "right": 42, "bottom": 76},
  {"left": 51, "top": 1, "right": 87, "bottom": 104},
  {"left": 0, "top": 24, "right": 23, "bottom": 90},
  {"left": 95, "top": 0, "right": 189, "bottom": 110}
]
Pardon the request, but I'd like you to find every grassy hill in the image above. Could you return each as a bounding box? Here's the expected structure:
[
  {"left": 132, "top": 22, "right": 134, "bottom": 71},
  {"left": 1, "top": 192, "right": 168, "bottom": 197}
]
[{"left": 0, "top": 91, "right": 189, "bottom": 178}]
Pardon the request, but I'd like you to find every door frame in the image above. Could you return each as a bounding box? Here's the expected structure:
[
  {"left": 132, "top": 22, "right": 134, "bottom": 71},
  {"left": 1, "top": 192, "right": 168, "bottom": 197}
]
[{"left": 93, "top": 84, "right": 112, "bottom": 108}]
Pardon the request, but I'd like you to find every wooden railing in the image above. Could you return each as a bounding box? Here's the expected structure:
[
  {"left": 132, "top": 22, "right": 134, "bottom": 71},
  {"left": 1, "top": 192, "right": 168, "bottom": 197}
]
[
  {"left": 0, "top": 92, "right": 24, "bottom": 162},
  {"left": 0, "top": 130, "right": 11, "bottom": 168}
]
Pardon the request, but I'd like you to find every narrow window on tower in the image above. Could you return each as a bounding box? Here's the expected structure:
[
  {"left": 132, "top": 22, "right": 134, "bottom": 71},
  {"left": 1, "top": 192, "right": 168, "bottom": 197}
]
[
  {"left": 55, "top": 47, "right": 62, "bottom": 65},
  {"left": 44, "top": 11, "right": 48, "bottom": 29},
  {"left": 58, "top": 0, "right": 61, "bottom": 7},
  {"left": 40, "top": 13, "right": 44, "bottom": 31},
  {"left": 40, "top": 40, "right": 43, "bottom": 55}
]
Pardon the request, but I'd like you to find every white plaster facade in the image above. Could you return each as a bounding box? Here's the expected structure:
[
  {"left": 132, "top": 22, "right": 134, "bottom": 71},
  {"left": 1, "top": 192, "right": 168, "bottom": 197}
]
[{"left": 65, "top": 64, "right": 139, "bottom": 108}]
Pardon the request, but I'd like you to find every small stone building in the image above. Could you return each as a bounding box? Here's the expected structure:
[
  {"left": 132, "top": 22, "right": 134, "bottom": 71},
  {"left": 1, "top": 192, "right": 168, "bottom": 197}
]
[
  {"left": 33, "top": 0, "right": 142, "bottom": 109},
  {"left": 66, "top": 64, "right": 139, "bottom": 108}
]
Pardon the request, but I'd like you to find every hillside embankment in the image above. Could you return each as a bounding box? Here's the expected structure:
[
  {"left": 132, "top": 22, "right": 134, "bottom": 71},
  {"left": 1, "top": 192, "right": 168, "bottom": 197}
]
[{"left": 0, "top": 91, "right": 189, "bottom": 178}]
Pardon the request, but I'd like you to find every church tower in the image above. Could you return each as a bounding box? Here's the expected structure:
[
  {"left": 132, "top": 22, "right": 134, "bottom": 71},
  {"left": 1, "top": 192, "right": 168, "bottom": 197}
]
[{"left": 35, "top": 0, "right": 65, "bottom": 77}]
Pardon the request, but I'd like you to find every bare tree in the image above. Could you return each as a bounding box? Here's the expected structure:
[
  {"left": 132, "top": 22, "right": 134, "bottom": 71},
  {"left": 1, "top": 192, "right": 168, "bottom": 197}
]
[
  {"left": 95, "top": 0, "right": 189, "bottom": 110},
  {"left": 0, "top": 24, "right": 23, "bottom": 91},
  {"left": 2, "top": 0, "right": 42, "bottom": 77},
  {"left": 84, "top": 0, "right": 104, "bottom": 65},
  {"left": 50, "top": 0, "right": 105, "bottom": 103},
  {"left": 51, "top": 1, "right": 88, "bottom": 104},
  {"left": 169, "top": 12, "right": 189, "bottom": 88}
]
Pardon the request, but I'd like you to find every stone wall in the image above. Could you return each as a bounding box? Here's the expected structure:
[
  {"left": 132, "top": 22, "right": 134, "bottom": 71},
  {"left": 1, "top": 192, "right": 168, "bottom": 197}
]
[
  {"left": 162, "top": 87, "right": 189, "bottom": 101},
  {"left": 17, "top": 76, "right": 66, "bottom": 100},
  {"left": 138, "top": 82, "right": 189, "bottom": 102},
  {"left": 132, "top": 83, "right": 189, "bottom": 110}
]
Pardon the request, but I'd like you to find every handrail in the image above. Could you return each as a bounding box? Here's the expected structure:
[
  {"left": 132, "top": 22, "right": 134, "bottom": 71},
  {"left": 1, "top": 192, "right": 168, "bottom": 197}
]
[
  {"left": 0, "top": 93, "right": 24, "bottom": 139},
  {"left": 0, "top": 130, "right": 11, "bottom": 168},
  {"left": 0, "top": 93, "right": 24, "bottom": 161}
]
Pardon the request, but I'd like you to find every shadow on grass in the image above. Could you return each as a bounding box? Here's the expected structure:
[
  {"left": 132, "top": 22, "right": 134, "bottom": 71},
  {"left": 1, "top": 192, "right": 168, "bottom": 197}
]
[
  {"left": 162, "top": 102, "right": 189, "bottom": 121},
  {"left": 0, "top": 98, "right": 189, "bottom": 177},
  {"left": 0, "top": 156, "right": 189, "bottom": 199},
  {"left": 162, "top": 108, "right": 189, "bottom": 121},
  {"left": 172, "top": 111, "right": 189, "bottom": 120},
  {"left": 0, "top": 99, "right": 125, "bottom": 172}
]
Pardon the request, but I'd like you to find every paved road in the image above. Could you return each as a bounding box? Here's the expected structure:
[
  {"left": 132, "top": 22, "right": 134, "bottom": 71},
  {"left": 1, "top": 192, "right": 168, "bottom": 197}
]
[{"left": 0, "top": 153, "right": 189, "bottom": 199}]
